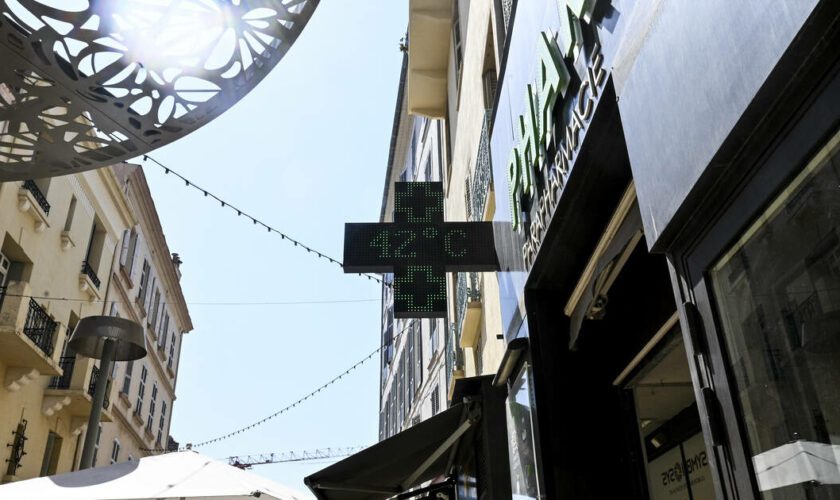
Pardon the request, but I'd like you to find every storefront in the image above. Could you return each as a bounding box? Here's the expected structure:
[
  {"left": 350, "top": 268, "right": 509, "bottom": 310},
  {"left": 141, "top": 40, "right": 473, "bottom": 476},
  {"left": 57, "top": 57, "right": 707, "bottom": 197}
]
[
  {"left": 491, "top": 0, "right": 840, "bottom": 499},
  {"left": 304, "top": 376, "right": 510, "bottom": 500}
]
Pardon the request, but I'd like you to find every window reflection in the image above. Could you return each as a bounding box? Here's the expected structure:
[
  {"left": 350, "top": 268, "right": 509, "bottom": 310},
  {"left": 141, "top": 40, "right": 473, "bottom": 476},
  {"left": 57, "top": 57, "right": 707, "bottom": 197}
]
[
  {"left": 506, "top": 363, "right": 540, "bottom": 499},
  {"left": 712, "top": 131, "right": 840, "bottom": 499}
]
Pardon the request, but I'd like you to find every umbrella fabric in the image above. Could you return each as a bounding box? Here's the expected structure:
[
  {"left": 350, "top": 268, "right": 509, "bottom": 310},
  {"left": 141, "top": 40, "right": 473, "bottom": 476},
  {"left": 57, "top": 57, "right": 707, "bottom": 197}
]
[
  {"left": 0, "top": 450, "right": 308, "bottom": 500},
  {"left": 753, "top": 440, "right": 840, "bottom": 491}
]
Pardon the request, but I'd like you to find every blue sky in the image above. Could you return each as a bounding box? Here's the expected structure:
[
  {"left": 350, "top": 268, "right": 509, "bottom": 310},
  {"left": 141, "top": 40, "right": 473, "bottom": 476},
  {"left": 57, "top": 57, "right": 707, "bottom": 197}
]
[{"left": 139, "top": 2, "right": 407, "bottom": 495}]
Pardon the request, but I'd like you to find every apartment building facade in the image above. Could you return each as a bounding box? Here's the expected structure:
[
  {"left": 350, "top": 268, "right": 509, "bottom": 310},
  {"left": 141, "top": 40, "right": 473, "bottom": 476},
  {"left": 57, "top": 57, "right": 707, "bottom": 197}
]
[
  {"left": 95, "top": 163, "right": 192, "bottom": 466},
  {"left": 0, "top": 162, "right": 191, "bottom": 481},
  {"left": 307, "top": 2, "right": 516, "bottom": 499},
  {"left": 378, "top": 57, "right": 449, "bottom": 441},
  {"left": 378, "top": 0, "right": 510, "bottom": 439}
]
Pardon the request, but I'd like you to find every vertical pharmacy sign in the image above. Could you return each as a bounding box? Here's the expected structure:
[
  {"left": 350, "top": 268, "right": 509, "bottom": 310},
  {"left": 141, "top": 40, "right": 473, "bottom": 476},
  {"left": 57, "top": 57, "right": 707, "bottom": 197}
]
[{"left": 507, "top": 0, "right": 607, "bottom": 269}]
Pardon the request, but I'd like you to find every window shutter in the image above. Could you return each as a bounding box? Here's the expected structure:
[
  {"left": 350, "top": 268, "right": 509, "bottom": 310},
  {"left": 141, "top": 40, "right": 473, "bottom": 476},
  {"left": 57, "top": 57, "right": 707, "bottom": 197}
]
[
  {"left": 119, "top": 230, "right": 130, "bottom": 266},
  {"left": 126, "top": 230, "right": 139, "bottom": 274},
  {"left": 415, "top": 323, "right": 423, "bottom": 392}
]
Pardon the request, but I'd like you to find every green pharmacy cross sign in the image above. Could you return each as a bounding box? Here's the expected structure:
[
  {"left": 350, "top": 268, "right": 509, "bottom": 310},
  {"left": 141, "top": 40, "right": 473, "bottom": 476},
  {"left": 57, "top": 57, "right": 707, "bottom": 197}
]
[{"left": 344, "top": 182, "right": 498, "bottom": 318}]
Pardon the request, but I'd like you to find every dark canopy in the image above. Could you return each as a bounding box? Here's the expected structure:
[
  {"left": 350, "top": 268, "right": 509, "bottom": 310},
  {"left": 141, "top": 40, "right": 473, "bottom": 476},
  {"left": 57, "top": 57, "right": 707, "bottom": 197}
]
[{"left": 304, "top": 403, "right": 476, "bottom": 500}]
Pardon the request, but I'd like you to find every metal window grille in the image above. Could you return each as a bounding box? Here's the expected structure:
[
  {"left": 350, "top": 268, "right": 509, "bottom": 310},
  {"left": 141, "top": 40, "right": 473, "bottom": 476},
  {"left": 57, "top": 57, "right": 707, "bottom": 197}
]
[{"left": 23, "top": 298, "right": 56, "bottom": 356}]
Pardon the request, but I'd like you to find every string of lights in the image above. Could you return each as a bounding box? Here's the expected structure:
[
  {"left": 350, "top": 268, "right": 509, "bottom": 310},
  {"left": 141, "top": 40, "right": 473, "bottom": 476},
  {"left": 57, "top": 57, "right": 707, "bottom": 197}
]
[
  {"left": 142, "top": 155, "right": 389, "bottom": 287},
  {"left": 140, "top": 320, "right": 411, "bottom": 454},
  {"left": 0, "top": 290, "right": 378, "bottom": 307}
]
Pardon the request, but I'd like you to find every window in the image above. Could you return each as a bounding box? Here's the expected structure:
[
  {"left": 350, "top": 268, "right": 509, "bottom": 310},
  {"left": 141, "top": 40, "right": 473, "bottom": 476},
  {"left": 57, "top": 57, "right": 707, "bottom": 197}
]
[
  {"left": 167, "top": 334, "right": 176, "bottom": 372},
  {"left": 146, "top": 276, "right": 157, "bottom": 314},
  {"left": 134, "top": 365, "right": 147, "bottom": 415},
  {"left": 110, "top": 439, "right": 120, "bottom": 464},
  {"left": 430, "top": 319, "right": 439, "bottom": 354},
  {"left": 710, "top": 131, "right": 840, "bottom": 497},
  {"left": 398, "top": 354, "right": 406, "bottom": 427},
  {"left": 121, "top": 360, "right": 133, "bottom": 395},
  {"left": 39, "top": 431, "right": 62, "bottom": 476},
  {"left": 506, "top": 363, "right": 540, "bottom": 499},
  {"left": 407, "top": 323, "right": 416, "bottom": 407},
  {"left": 158, "top": 312, "right": 169, "bottom": 348},
  {"left": 92, "top": 424, "right": 101, "bottom": 467},
  {"left": 119, "top": 229, "right": 130, "bottom": 266},
  {"left": 157, "top": 400, "right": 167, "bottom": 445},
  {"left": 83, "top": 217, "right": 106, "bottom": 278},
  {"left": 147, "top": 383, "right": 158, "bottom": 432},
  {"left": 149, "top": 289, "right": 161, "bottom": 330},
  {"left": 63, "top": 196, "right": 76, "bottom": 232},
  {"left": 414, "top": 323, "right": 423, "bottom": 394},
  {"left": 452, "top": 1, "right": 463, "bottom": 91},
  {"left": 138, "top": 260, "right": 150, "bottom": 303},
  {"left": 119, "top": 228, "right": 138, "bottom": 274},
  {"left": 431, "top": 385, "right": 440, "bottom": 416}
]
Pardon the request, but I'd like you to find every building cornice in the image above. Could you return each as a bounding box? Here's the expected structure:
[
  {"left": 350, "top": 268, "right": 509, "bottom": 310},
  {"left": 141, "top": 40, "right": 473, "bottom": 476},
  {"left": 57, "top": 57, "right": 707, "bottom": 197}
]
[{"left": 124, "top": 165, "right": 193, "bottom": 333}]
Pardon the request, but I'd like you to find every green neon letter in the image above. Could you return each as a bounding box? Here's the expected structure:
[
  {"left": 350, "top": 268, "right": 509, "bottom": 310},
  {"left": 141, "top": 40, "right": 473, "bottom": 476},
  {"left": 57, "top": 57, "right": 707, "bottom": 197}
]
[
  {"left": 444, "top": 229, "right": 467, "bottom": 257},
  {"left": 508, "top": 146, "right": 522, "bottom": 231},
  {"left": 557, "top": 1, "right": 583, "bottom": 58},
  {"left": 537, "top": 31, "right": 570, "bottom": 150}
]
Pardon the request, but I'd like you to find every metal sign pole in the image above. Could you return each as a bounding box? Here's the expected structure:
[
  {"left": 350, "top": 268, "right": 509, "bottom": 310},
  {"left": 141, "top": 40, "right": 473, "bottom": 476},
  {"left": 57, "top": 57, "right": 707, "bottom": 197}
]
[{"left": 78, "top": 339, "right": 116, "bottom": 470}]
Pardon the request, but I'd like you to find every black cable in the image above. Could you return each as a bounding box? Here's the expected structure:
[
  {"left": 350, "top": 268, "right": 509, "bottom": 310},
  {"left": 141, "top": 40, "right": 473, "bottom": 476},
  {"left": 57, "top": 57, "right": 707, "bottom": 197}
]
[
  {"left": 140, "top": 320, "right": 410, "bottom": 453},
  {"left": 0, "top": 291, "right": 378, "bottom": 307},
  {"left": 142, "top": 155, "right": 389, "bottom": 287}
]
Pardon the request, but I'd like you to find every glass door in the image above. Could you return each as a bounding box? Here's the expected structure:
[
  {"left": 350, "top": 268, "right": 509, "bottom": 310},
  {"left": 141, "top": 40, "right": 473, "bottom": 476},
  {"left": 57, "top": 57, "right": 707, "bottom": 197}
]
[{"left": 626, "top": 325, "right": 715, "bottom": 500}]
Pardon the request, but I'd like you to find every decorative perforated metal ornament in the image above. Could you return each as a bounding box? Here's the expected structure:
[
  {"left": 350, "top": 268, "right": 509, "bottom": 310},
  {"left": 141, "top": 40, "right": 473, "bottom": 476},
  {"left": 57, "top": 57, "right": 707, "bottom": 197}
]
[{"left": 0, "top": 0, "right": 319, "bottom": 181}]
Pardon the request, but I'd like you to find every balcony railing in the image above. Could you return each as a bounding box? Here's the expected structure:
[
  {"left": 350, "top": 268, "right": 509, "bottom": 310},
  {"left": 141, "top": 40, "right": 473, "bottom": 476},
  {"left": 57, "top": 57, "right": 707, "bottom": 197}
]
[
  {"left": 21, "top": 180, "right": 50, "bottom": 215},
  {"left": 81, "top": 261, "right": 101, "bottom": 289},
  {"left": 455, "top": 272, "right": 482, "bottom": 329},
  {"left": 23, "top": 298, "right": 56, "bottom": 356},
  {"left": 88, "top": 365, "right": 110, "bottom": 409},
  {"left": 445, "top": 321, "right": 465, "bottom": 393},
  {"left": 501, "top": 0, "right": 514, "bottom": 35},
  {"left": 465, "top": 110, "right": 494, "bottom": 222},
  {"left": 49, "top": 356, "right": 76, "bottom": 389}
]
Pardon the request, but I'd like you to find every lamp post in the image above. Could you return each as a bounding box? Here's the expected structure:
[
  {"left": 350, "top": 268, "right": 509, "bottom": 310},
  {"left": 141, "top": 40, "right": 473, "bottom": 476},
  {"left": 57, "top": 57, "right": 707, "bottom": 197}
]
[{"left": 67, "top": 316, "right": 146, "bottom": 470}]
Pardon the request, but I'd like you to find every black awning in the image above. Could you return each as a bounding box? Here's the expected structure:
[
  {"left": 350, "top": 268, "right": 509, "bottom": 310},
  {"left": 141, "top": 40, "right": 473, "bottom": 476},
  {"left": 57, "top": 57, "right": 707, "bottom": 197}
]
[{"left": 304, "top": 403, "right": 478, "bottom": 500}]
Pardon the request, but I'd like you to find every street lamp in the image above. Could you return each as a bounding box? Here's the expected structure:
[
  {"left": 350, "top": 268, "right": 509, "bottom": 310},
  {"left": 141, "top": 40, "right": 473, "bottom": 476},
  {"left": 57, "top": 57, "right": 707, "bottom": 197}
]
[{"left": 67, "top": 316, "right": 146, "bottom": 470}]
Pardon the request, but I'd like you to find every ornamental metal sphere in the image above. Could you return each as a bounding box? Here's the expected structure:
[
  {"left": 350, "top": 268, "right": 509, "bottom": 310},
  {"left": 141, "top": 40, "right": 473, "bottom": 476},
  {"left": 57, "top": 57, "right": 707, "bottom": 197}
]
[{"left": 0, "top": 0, "right": 319, "bottom": 181}]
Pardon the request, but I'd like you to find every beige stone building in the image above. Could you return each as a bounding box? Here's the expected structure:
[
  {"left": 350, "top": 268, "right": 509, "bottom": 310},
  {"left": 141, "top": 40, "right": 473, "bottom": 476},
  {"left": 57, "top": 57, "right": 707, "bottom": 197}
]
[
  {"left": 378, "top": 0, "right": 511, "bottom": 441},
  {"left": 0, "top": 162, "right": 191, "bottom": 481},
  {"left": 94, "top": 163, "right": 192, "bottom": 466},
  {"left": 407, "top": 0, "right": 509, "bottom": 392}
]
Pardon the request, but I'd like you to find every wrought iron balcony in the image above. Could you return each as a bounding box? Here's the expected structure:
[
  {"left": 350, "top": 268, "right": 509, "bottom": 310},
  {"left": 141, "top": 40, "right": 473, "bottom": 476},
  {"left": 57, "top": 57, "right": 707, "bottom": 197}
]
[
  {"left": 81, "top": 261, "right": 101, "bottom": 289},
  {"left": 445, "top": 321, "right": 466, "bottom": 400},
  {"left": 49, "top": 356, "right": 76, "bottom": 389},
  {"left": 23, "top": 298, "right": 56, "bottom": 356},
  {"left": 455, "top": 272, "right": 483, "bottom": 348},
  {"left": 21, "top": 180, "right": 50, "bottom": 215},
  {"left": 88, "top": 365, "right": 111, "bottom": 410},
  {"left": 466, "top": 110, "right": 494, "bottom": 222},
  {"left": 455, "top": 272, "right": 482, "bottom": 328}
]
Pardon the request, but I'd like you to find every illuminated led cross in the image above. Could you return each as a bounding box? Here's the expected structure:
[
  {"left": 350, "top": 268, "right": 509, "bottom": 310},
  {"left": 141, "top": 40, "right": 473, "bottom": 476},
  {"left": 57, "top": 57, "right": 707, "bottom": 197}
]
[{"left": 344, "top": 182, "right": 498, "bottom": 318}]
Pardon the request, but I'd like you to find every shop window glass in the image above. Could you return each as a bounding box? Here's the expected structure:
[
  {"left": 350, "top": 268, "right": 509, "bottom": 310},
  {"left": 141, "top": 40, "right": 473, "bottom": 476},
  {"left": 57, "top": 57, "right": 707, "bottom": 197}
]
[
  {"left": 506, "top": 363, "right": 540, "bottom": 499},
  {"left": 627, "top": 326, "right": 714, "bottom": 500},
  {"left": 711, "top": 131, "right": 840, "bottom": 498}
]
